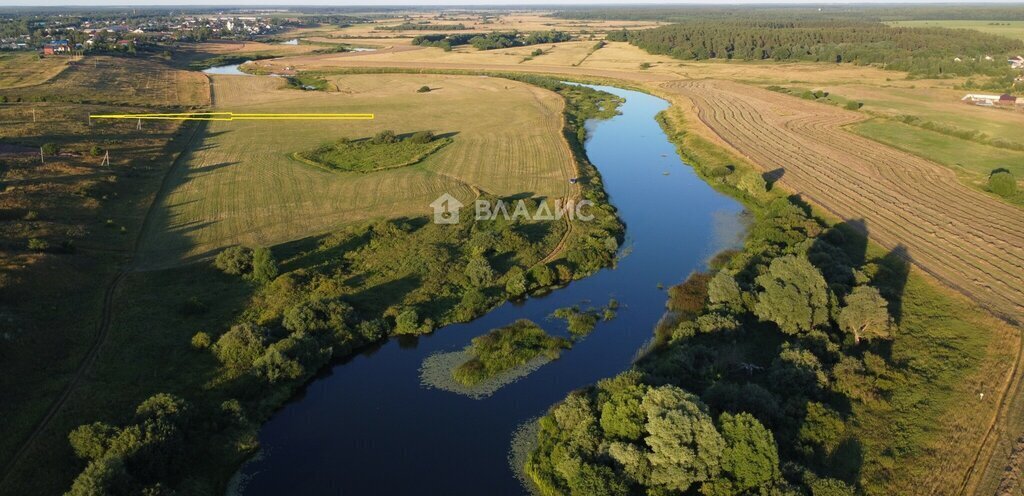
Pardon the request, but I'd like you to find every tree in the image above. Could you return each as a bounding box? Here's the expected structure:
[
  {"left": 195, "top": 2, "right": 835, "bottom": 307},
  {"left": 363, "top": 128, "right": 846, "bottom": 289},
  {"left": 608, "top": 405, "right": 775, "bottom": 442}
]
[
  {"left": 838, "top": 285, "right": 893, "bottom": 344},
  {"left": 27, "top": 237, "right": 48, "bottom": 252},
  {"left": 213, "top": 323, "right": 268, "bottom": 369},
  {"left": 754, "top": 255, "right": 833, "bottom": 335},
  {"left": 707, "top": 271, "right": 743, "bottom": 312},
  {"left": 505, "top": 266, "right": 528, "bottom": 297},
  {"left": 190, "top": 331, "right": 211, "bottom": 349},
  {"left": 718, "top": 412, "right": 780, "bottom": 491},
  {"left": 642, "top": 385, "right": 724, "bottom": 492},
  {"left": 41, "top": 142, "right": 59, "bottom": 155},
  {"left": 394, "top": 308, "right": 422, "bottom": 335},
  {"left": 464, "top": 252, "right": 494, "bottom": 287},
  {"left": 214, "top": 246, "right": 253, "bottom": 275},
  {"left": 69, "top": 422, "right": 118, "bottom": 460},
  {"left": 249, "top": 247, "right": 278, "bottom": 284},
  {"left": 989, "top": 169, "right": 1017, "bottom": 197},
  {"left": 529, "top": 264, "right": 555, "bottom": 287},
  {"left": 372, "top": 129, "right": 397, "bottom": 144},
  {"left": 409, "top": 130, "right": 434, "bottom": 143},
  {"left": 417, "top": 85, "right": 431, "bottom": 93}
]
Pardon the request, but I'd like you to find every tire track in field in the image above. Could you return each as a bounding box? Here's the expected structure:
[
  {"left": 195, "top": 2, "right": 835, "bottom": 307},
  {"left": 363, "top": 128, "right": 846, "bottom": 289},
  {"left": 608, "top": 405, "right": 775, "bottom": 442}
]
[{"left": 663, "top": 79, "right": 1024, "bottom": 324}]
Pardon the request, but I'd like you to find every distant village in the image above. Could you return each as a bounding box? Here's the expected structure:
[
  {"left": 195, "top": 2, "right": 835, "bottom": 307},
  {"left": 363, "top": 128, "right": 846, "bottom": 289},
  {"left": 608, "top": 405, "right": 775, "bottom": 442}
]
[{"left": 0, "top": 13, "right": 301, "bottom": 54}]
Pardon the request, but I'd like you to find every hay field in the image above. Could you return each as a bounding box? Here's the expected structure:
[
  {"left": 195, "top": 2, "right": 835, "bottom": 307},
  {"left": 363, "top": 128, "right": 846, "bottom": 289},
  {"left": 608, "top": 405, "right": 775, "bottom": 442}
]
[
  {"left": 888, "top": 20, "right": 1024, "bottom": 41},
  {"left": 0, "top": 52, "right": 70, "bottom": 88},
  {"left": 0, "top": 56, "right": 209, "bottom": 108},
  {"left": 134, "top": 73, "right": 575, "bottom": 267},
  {"left": 663, "top": 79, "right": 1024, "bottom": 322},
  {"left": 316, "top": 13, "right": 660, "bottom": 38}
]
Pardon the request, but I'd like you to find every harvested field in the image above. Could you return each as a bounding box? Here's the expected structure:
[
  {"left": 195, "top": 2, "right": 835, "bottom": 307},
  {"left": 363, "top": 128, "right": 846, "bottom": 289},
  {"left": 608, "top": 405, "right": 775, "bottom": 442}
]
[
  {"left": 134, "top": 73, "right": 575, "bottom": 268},
  {"left": 0, "top": 52, "right": 70, "bottom": 88},
  {"left": 663, "top": 79, "right": 1024, "bottom": 322}
]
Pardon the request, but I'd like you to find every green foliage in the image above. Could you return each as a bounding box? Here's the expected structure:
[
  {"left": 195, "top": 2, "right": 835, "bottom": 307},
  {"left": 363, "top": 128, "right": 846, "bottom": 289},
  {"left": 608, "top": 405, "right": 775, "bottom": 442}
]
[
  {"left": 989, "top": 169, "right": 1018, "bottom": 197},
  {"left": 504, "top": 266, "right": 528, "bottom": 297},
  {"left": 393, "top": 307, "right": 425, "bottom": 335},
  {"left": 464, "top": 251, "right": 495, "bottom": 287},
  {"left": 249, "top": 247, "right": 278, "bottom": 284},
  {"left": 40, "top": 142, "right": 58, "bottom": 155},
  {"left": 667, "top": 272, "right": 711, "bottom": 314},
  {"left": 529, "top": 264, "right": 556, "bottom": 288},
  {"left": 551, "top": 306, "right": 600, "bottom": 337},
  {"left": 212, "top": 322, "right": 268, "bottom": 370},
  {"left": 189, "top": 331, "right": 211, "bottom": 350},
  {"left": 754, "top": 255, "right": 833, "bottom": 335},
  {"left": 838, "top": 285, "right": 893, "bottom": 344},
  {"left": 718, "top": 412, "right": 781, "bottom": 491},
  {"left": 297, "top": 132, "right": 450, "bottom": 172},
  {"left": 615, "top": 19, "right": 1023, "bottom": 78},
  {"left": 89, "top": 145, "right": 104, "bottom": 157},
  {"left": 844, "top": 101, "right": 864, "bottom": 110},
  {"left": 417, "top": 85, "right": 431, "bottom": 93},
  {"left": 452, "top": 319, "right": 570, "bottom": 386},
  {"left": 27, "top": 237, "right": 48, "bottom": 252},
  {"left": 214, "top": 246, "right": 253, "bottom": 276}
]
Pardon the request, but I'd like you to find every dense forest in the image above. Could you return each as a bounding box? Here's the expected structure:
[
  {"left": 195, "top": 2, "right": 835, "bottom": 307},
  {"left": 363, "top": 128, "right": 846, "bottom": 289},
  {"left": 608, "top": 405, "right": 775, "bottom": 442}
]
[
  {"left": 607, "top": 20, "right": 1024, "bottom": 77},
  {"left": 552, "top": 5, "right": 1024, "bottom": 22}
]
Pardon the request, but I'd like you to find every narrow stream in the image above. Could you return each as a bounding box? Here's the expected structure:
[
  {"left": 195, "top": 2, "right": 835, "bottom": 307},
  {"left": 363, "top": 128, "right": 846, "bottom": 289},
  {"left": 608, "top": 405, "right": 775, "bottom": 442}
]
[{"left": 233, "top": 85, "right": 747, "bottom": 495}]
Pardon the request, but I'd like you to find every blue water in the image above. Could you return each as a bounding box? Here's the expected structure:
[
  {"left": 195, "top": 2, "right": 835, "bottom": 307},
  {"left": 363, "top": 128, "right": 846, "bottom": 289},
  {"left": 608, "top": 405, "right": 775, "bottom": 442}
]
[
  {"left": 202, "top": 63, "right": 251, "bottom": 76},
  {"left": 235, "top": 85, "right": 746, "bottom": 495}
]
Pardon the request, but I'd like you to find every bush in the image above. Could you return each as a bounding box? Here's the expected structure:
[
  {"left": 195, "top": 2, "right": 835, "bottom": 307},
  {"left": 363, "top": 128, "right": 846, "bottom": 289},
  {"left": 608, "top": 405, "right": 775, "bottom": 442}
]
[
  {"left": 408, "top": 131, "right": 435, "bottom": 144},
  {"left": 90, "top": 145, "right": 104, "bottom": 157},
  {"left": 989, "top": 170, "right": 1017, "bottom": 197},
  {"left": 214, "top": 246, "right": 253, "bottom": 275},
  {"left": 372, "top": 130, "right": 398, "bottom": 145},
  {"left": 531, "top": 48, "right": 544, "bottom": 56},
  {"left": 27, "top": 237, "right": 48, "bottom": 252},
  {"left": 41, "top": 143, "right": 59, "bottom": 155},
  {"left": 249, "top": 247, "right": 278, "bottom": 284},
  {"left": 639, "top": 62, "right": 652, "bottom": 69},
  {"left": 213, "top": 323, "right": 269, "bottom": 369},
  {"left": 190, "top": 332, "right": 212, "bottom": 349},
  {"left": 844, "top": 101, "right": 863, "bottom": 110},
  {"left": 417, "top": 85, "right": 431, "bottom": 93},
  {"left": 708, "top": 165, "right": 734, "bottom": 177}
]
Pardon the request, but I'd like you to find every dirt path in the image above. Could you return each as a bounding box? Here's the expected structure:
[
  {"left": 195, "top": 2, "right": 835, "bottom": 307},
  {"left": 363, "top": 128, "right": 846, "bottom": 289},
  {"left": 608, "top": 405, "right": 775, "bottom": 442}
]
[{"left": 0, "top": 101, "right": 209, "bottom": 490}]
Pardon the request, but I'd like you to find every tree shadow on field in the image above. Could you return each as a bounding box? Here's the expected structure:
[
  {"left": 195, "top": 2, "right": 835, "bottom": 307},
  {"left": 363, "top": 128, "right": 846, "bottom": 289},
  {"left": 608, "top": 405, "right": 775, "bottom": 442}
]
[
  {"left": 763, "top": 167, "right": 785, "bottom": 190},
  {"left": 874, "top": 245, "right": 910, "bottom": 325},
  {"left": 809, "top": 219, "right": 869, "bottom": 301},
  {"left": 346, "top": 274, "right": 422, "bottom": 316}
]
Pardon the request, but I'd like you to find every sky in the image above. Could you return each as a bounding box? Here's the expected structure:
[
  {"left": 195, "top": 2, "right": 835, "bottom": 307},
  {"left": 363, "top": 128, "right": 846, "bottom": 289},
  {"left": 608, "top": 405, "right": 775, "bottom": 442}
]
[{"left": 4, "top": 0, "right": 1024, "bottom": 6}]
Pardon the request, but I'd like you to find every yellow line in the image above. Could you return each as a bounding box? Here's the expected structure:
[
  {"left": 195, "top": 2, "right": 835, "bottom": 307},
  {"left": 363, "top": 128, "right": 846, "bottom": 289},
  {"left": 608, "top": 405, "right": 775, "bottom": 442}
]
[{"left": 89, "top": 112, "right": 374, "bottom": 121}]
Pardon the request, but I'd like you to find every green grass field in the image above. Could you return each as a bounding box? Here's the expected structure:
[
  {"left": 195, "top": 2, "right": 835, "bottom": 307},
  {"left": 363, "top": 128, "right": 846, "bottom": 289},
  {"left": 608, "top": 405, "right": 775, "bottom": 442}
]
[
  {"left": 888, "top": 20, "right": 1024, "bottom": 41},
  {"left": 850, "top": 118, "right": 1024, "bottom": 177},
  {"left": 135, "top": 73, "right": 575, "bottom": 268},
  {"left": 850, "top": 118, "right": 1024, "bottom": 205},
  {"left": 0, "top": 52, "right": 69, "bottom": 88}
]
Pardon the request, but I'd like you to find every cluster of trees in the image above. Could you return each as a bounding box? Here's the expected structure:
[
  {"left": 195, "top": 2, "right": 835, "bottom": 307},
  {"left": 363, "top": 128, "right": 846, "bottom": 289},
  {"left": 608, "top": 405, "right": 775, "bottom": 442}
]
[
  {"left": 62, "top": 75, "right": 628, "bottom": 493},
  {"left": 452, "top": 319, "right": 570, "bottom": 386},
  {"left": 608, "top": 20, "right": 1024, "bottom": 77},
  {"left": 529, "top": 181, "right": 908, "bottom": 493},
  {"left": 411, "top": 30, "right": 571, "bottom": 51},
  {"left": 379, "top": 22, "right": 470, "bottom": 31},
  {"left": 989, "top": 169, "right": 1018, "bottom": 198}
]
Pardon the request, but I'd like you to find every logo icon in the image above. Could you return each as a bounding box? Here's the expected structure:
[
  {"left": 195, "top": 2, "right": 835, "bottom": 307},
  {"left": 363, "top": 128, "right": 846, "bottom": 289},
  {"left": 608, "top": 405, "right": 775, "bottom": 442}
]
[{"left": 430, "top": 193, "right": 464, "bottom": 224}]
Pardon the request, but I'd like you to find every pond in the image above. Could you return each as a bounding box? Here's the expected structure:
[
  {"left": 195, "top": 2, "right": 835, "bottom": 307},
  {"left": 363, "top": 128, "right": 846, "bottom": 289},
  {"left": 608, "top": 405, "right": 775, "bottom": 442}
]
[
  {"left": 202, "top": 63, "right": 251, "bottom": 76},
  {"left": 232, "top": 84, "right": 747, "bottom": 495}
]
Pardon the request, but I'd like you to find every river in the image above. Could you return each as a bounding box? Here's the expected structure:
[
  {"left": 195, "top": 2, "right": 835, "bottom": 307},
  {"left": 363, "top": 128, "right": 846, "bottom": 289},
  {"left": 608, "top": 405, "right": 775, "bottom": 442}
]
[{"left": 232, "top": 84, "right": 747, "bottom": 494}]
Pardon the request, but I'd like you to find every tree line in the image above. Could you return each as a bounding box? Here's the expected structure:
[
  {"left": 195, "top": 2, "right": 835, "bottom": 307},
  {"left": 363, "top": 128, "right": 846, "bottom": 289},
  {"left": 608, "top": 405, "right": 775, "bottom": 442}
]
[
  {"left": 411, "top": 30, "right": 571, "bottom": 51},
  {"left": 552, "top": 5, "right": 1024, "bottom": 22},
  {"left": 607, "top": 20, "right": 1024, "bottom": 77}
]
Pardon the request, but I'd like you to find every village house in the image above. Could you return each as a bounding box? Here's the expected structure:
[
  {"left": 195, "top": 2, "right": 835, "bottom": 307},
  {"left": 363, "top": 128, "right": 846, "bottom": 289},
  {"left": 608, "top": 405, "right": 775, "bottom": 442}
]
[
  {"left": 997, "top": 94, "right": 1018, "bottom": 106},
  {"left": 961, "top": 93, "right": 1002, "bottom": 105},
  {"left": 41, "top": 40, "right": 71, "bottom": 55}
]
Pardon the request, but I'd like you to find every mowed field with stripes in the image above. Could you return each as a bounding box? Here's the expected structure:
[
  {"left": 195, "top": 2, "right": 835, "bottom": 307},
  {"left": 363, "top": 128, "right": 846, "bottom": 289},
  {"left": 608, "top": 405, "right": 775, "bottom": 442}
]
[
  {"left": 135, "top": 73, "right": 575, "bottom": 268},
  {"left": 663, "top": 79, "right": 1024, "bottom": 323}
]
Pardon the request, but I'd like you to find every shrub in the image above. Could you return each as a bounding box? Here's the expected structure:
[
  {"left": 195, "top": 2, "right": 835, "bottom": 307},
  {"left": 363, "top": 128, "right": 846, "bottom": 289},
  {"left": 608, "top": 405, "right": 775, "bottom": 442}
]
[
  {"left": 989, "top": 170, "right": 1017, "bottom": 197},
  {"left": 41, "top": 143, "right": 59, "bottom": 155},
  {"left": 708, "top": 165, "right": 734, "bottom": 177},
  {"left": 417, "top": 85, "right": 431, "bottom": 93},
  {"left": 639, "top": 62, "right": 652, "bottom": 69},
  {"left": 408, "top": 131, "right": 435, "bottom": 144},
  {"left": 213, "top": 323, "right": 269, "bottom": 369},
  {"left": 531, "top": 48, "right": 544, "bottom": 56},
  {"left": 27, "top": 237, "right": 48, "bottom": 252},
  {"left": 89, "top": 145, "right": 103, "bottom": 157},
  {"left": 249, "top": 247, "right": 278, "bottom": 284},
  {"left": 844, "top": 101, "right": 863, "bottom": 110},
  {"left": 372, "top": 130, "right": 398, "bottom": 145},
  {"left": 190, "top": 332, "right": 212, "bottom": 349},
  {"left": 214, "top": 246, "right": 253, "bottom": 275},
  {"left": 393, "top": 308, "right": 423, "bottom": 335},
  {"left": 529, "top": 264, "right": 555, "bottom": 288}
]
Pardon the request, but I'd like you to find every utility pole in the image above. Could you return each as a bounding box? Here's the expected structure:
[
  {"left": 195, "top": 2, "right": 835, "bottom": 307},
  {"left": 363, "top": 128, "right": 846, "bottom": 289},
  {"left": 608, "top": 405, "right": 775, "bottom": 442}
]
[
  {"left": 39, "top": 146, "right": 44, "bottom": 164},
  {"left": 137, "top": 118, "right": 142, "bottom": 131}
]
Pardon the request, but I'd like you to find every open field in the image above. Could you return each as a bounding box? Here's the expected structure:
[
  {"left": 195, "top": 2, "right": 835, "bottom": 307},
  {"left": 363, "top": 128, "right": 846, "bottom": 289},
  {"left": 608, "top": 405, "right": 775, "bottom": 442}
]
[
  {"left": 888, "top": 20, "right": 1024, "bottom": 41},
  {"left": 297, "top": 13, "right": 661, "bottom": 38},
  {"left": 664, "top": 79, "right": 1024, "bottom": 322},
  {"left": 850, "top": 118, "right": 1024, "bottom": 194},
  {"left": 133, "top": 73, "right": 575, "bottom": 268},
  {"left": 0, "top": 56, "right": 209, "bottom": 108},
  {"left": 0, "top": 52, "right": 69, "bottom": 89}
]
